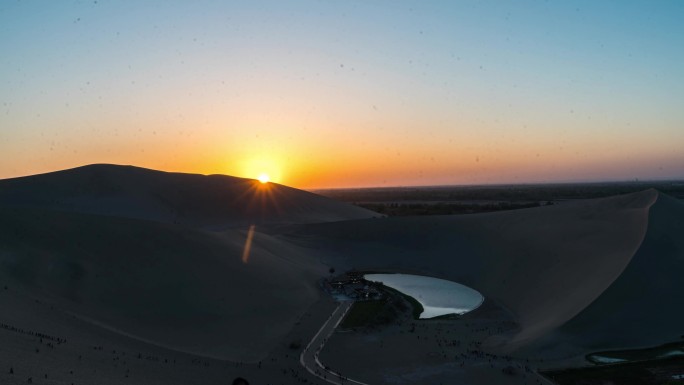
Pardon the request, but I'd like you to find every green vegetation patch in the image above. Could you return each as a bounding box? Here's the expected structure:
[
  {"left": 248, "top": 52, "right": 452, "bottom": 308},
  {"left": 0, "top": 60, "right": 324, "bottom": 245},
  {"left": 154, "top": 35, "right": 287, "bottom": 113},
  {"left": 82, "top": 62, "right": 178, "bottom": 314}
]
[
  {"left": 358, "top": 201, "right": 545, "bottom": 216},
  {"left": 425, "top": 313, "right": 460, "bottom": 321},
  {"left": 340, "top": 300, "right": 388, "bottom": 329},
  {"left": 542, "top": 356, "right": 684, "bottom": 385},
  {"left": 381, "top": 285, "right": 424, "bottom": 319},
  {"left": 587, "top": 341, "right": 684, "bottom": 364},
  {"left": 355, "top": 271, "right": 424, "bottom": 320}
]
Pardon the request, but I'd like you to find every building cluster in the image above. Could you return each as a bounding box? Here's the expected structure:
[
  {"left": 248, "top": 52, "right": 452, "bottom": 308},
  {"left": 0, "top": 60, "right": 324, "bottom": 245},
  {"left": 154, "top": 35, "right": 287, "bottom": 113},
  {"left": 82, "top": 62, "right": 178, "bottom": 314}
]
[{"left": 322, "top": 271, "right": 384, "bottom": 301}]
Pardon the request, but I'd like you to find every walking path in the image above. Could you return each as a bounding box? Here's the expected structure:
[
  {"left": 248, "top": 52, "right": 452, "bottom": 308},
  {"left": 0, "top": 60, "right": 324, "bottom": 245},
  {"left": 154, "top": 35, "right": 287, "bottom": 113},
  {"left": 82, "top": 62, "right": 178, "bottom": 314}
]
[{"left": 300, "top": 301, "right": 371, "bottom": 385}]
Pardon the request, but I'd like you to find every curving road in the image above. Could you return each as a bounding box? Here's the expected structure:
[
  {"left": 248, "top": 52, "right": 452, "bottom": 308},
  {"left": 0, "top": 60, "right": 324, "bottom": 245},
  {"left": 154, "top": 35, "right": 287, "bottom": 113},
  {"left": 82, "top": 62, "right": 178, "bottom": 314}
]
[
  {"left": 300, "top": 300, "right": 554, "bottom": 385},
  {"left": 300, "top": 300, "right": 371, "bottom": 385}
]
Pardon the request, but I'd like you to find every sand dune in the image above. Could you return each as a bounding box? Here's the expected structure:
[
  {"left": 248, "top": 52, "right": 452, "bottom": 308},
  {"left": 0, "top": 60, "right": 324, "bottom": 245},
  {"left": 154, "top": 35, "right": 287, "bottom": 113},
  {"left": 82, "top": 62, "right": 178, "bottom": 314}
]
[
  {"left": 0, "top": 164, "right": 376, "bottom": 363},
  {"left": 1, "top": 165, "right": 682, "bottom": 384},
  {"left": 527, "top": 192, "right": 684, "bottom": 356},
  {"left": 0, "top": 164, "right": 379, "bottom": 228},
  {"left": 0, "top": 206, "right": 325, "bottom": 361},
  {"left": 281, "top": 189, "right": 660, "bottom": 351}
]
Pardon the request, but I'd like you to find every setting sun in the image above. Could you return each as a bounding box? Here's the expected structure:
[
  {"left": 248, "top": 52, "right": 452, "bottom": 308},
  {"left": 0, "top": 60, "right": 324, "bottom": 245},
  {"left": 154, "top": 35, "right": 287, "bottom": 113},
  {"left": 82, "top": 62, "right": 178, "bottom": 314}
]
[{"left": 258, "top": 173, "right": 270, "bottom": 184}]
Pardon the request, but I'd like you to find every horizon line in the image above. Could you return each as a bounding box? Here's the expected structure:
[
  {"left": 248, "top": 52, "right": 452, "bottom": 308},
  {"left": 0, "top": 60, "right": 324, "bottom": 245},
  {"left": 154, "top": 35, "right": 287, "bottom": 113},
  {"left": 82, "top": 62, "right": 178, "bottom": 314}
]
[{"left": 308, "top": 178, "right": 684, "bottom": 191}]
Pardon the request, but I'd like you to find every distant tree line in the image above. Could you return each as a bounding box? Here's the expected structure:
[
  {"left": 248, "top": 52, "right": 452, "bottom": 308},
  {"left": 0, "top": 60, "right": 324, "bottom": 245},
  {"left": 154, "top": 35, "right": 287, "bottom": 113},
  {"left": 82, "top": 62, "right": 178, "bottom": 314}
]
[
  {"left": 357, "top": 201, "right": 548, "bottom": 217},
  {"left": 316, "top": 181, "right": 684, "bottom": 204}
]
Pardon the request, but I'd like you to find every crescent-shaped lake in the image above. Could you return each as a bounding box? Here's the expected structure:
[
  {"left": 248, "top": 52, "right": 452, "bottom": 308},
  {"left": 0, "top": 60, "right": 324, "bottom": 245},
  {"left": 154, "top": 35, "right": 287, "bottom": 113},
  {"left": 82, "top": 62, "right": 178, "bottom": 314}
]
[{"left": 364, "top": 273, "right": 484, "bottom": 319}]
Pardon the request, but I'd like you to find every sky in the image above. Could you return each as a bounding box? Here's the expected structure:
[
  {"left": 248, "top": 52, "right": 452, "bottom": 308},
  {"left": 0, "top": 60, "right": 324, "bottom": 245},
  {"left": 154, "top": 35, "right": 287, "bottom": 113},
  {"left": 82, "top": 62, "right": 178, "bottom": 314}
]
[{"left": 1, "top": 1, "right": 683, "bottom": 189}]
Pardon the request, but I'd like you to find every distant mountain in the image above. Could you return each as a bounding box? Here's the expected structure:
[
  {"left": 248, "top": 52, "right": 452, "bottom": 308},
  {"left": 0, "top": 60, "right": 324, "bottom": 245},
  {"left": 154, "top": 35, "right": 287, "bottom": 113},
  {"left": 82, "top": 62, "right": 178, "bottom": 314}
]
[{"left": 0, "top": 164, "right": 380, "bottom": 228}]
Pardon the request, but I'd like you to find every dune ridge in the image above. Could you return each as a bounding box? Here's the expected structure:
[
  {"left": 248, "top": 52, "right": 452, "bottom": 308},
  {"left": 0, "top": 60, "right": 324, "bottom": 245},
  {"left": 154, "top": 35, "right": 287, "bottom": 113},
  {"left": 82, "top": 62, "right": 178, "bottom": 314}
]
[
  {"left": 0, "top": 164, "right": 379, "bottom": 228},
  {"left": 0, "top": 164, "right": 381, "bottom": 362},
  {"left": 526, "top": 191, "right": 684, "bottom": 357}
]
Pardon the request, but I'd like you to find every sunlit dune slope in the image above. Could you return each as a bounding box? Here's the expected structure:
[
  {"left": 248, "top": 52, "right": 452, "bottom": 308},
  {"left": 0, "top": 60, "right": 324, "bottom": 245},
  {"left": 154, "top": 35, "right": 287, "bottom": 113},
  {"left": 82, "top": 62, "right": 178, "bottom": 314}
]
[
  {"left": 0, "top": 164, "right": 379, "bottom": 228},
  {"left": 531, "top": 192, "right": 684, "bottom": 354},
  {"left": 281, "top": 189, "right": 660, "bottom": 351},
  {"left": 0, "top": 206, "right": 324, "bottom": 361}
]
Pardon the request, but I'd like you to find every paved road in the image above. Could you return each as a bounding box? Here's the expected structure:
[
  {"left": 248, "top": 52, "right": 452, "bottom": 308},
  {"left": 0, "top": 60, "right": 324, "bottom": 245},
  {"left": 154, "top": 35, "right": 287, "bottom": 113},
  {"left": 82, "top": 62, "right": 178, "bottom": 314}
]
[
  {"left": 300, "top": 301, "right": 370, "bottom": 385},
  {"left": 300, "top": 300, "right": 555, "bottom": 385}
]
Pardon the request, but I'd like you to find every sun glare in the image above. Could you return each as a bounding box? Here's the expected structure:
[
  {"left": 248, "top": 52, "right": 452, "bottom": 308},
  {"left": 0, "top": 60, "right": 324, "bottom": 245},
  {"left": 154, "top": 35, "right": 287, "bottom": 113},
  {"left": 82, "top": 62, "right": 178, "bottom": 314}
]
[{"left": 258, "top": 173, "right": 270, "bottom": 184}]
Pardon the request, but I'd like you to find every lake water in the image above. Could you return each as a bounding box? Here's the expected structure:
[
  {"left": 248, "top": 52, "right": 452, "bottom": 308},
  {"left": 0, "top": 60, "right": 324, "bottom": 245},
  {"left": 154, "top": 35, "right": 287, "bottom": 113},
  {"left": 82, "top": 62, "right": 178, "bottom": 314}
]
[
  {"left": 364, "top": 273, "right": 484, "bottom": 319},
  {"left": 588, "top": 355, "right": 628, "bottom": 364},
  {"left": 588, "top": 348, "right": 684, "bottom": 364}
]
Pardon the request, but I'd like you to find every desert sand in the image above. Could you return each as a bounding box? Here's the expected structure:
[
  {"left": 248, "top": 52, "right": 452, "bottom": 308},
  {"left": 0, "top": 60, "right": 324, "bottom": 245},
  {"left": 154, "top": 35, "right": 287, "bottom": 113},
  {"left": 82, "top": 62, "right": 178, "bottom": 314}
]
[
  {"left": 1, "top": 165, "right": 683, "bottom": 385},
  {"left": 0, "top": 164, "right": 380, "bottom": 228}
]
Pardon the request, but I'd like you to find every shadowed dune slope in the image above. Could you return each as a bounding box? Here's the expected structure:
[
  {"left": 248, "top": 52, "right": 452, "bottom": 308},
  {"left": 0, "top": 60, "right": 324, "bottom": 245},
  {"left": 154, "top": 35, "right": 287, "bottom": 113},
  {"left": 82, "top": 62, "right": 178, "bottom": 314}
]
[
  {"left": 0, "top": 164, "right": 676, "bottom": 365},
  {"left": 0, "top": 207, "right": 325, "bottom": 361},
  {"left": 280, "top": 190, "right": 659, "bottom": 350},
  {"left": 0, "top": 164, "right": 379, "bottom": 228},
  {"left": 529, "top": 192, "right": 684, "bottom": 355}
]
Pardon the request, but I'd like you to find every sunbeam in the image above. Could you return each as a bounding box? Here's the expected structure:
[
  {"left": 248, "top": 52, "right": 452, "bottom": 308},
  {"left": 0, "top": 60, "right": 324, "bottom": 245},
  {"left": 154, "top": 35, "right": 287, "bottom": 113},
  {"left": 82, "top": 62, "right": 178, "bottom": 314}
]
[{"left": 241, "top": 224, "right": 256, "bottom": 264}]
